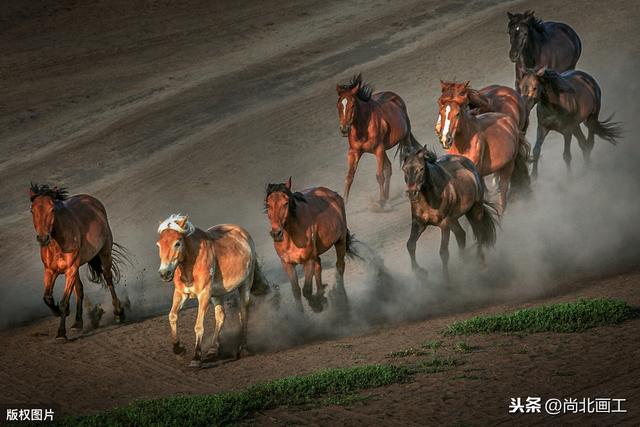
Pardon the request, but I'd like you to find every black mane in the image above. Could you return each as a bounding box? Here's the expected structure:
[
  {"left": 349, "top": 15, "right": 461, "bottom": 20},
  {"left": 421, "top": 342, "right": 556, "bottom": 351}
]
[
  {"left": 338, "top": 73, "right": 374, "bottom": 101},
  {"left": 29, "top": 183, "right": 68, "bottom": 202},
  {"left": 265, "top": 183, "right": 307, "bottom": 218},
  {"left": 536, "top": 68, "right": 575, "bottom": 98}
]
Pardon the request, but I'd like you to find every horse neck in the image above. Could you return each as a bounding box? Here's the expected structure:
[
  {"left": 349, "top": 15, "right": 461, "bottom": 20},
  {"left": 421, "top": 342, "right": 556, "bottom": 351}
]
[
  {"left": 50, "top": 202, "right": 76, "bottom": 248},
  {"left": 522, "top": 26, "right": 542, "bottom": 67},
  {"left": 353, "top": 99, "right": 373, "bottom": 138},
  {"left": 180, "top": 231, "right": 204, "bottom": 279},
  {"left": 283, "top": 203, "right": 305, "bottom": 236},
  {"left": 420, "top": 162, "right": 444, "bottom": 208},
  {"left": 452, "top": 107, "right": 474, "bottom": 151}
]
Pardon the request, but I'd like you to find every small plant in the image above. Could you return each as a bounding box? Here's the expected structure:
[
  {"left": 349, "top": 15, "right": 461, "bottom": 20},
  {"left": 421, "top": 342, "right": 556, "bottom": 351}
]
[
  {"left": 454, "top": 342, "right": 478, "bottom": 353},
  {"left": 388, "top": 347, "right": 430, "bottom": 358},
  {"left": 334, "top": 343, "right": 353, "bottom": 350},
  {"left": 421, "top": 340, "right": 443, "bottom": 350},
  {"left": 420, "top": 357, "right": 464, "bottom": 373},
  {"left": 444, "top": 298, "right": 635, "bottom": 335}
]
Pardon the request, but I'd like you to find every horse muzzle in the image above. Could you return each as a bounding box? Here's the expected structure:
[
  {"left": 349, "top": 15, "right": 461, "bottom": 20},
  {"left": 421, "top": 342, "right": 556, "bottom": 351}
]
[
  {"left": 158, "top": 264, "right": 176, "bottom": 282},
  {"left": 440, "top": 135, "right": 453, "bottom": 150},
  {"left": 406, "top": 189, "right": 420, "bottom": 201},
  {"left": 340, "top": 125, "right": 351, "bottom": 137},
  {"left": 270, "top": 228, "right": 284, "bottom": 242},
  {"left": 509, "top": 51, "right": 519, "bottom": 63},
  {"left": 36, "top": 234, "right": 51, "bottom": 246}
]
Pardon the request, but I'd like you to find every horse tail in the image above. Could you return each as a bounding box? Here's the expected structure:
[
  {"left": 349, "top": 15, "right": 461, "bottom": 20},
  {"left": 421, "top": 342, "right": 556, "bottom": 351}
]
[
  {"left": 510, "top": 131, "right": 532, "bottom": 199},
  {"left": 87, "top": 242, "right": 130, "bottom": 286},
  {"left": 395, "top": 132, "right": 422, "bottom": 163},
  {"left": 345, "top": 231, "right": 363, "bottom": 260},
  {"left": 590, "top": 114, "right": 623, "bottom": 145},
  {"left": 465, "top": 201, "right": 499, "bottom": 248},
  {"left": 250, "top": 260, "right": 271, "bottom": 296}
]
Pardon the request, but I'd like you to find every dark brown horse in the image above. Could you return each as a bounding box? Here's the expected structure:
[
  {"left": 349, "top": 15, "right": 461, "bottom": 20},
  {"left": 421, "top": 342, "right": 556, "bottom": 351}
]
[
  {"left": 29, "top": 184, "right": 126, "bottom": 340},
  {"left": 336, "top": 74, "right": 420, "bottom": 207},
  {"left": 508, "top": 10, "right": 582, "bottom": 90},
  {"left": 402, "top": 147, "right": 498, "bottom": 282},
  {"left": 519, "top": 67, "right": 623, "bottom": 177},
  {"left": 467, "top": 84, "right": 529, "bottom": 133},
  {"left": 265, "top": 178, "right": 356, "bottom": 312},
  {"left": 436, "top": 81, "right": 531, "bottom": 214}
]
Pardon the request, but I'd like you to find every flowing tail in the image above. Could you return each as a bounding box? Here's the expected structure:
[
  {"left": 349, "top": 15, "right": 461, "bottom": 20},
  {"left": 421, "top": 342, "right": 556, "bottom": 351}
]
[
  {"left": 590, "top": 114, "right": 623, "bottom": 145},
  {"left": 395, "top": 132, "right": 422, "bottom": 163},
  {"left": 250, "top": 260, "right": 272, "bottom": 296},
  {"left": 465, "top": 202, "right": 499, "bottom": 248},
  {"left": 345, "top": 231, "right": 364, "bottom": 260},
  {"left": 87, "top": 242, "right": 130, "bottom": 286},
  {"left": 510, "top": 131, "right": 532, "bottom": 199}
]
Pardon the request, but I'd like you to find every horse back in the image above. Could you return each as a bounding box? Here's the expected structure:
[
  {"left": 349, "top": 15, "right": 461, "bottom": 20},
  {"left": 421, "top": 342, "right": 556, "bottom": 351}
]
[
  {"left": 479, "top": 85, "right": 527, "bottom": 131},
  {"left": 560, "top": 70, "right": 601, "bottom": 119},
  {"left": 60, "top": 194, "right": 112, "bottom": 262},
  {"left": 371, "top": 91, "right": 410, "bottom": 144},
  {"left": 299, "top": 187, "right": 348, "bottom": 251},
  {"left": 540, "top": 21, "right": 582, "bottom": 70},
  {"left": 206, "top": 224, "right": 254, "bottom": 294}
]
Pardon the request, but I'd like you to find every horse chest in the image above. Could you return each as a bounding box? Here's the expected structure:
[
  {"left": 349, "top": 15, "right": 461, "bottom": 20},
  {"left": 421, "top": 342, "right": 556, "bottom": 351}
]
[
  {"left": 275, "top": 240, "right": 312, "bottom": 265},
  {"left": 413, "top": 201, "right": 444, "bottom": 226}
]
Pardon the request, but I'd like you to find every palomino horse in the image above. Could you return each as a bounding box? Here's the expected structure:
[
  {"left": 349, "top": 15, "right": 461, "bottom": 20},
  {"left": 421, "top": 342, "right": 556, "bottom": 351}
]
[
  {"left": 507, "top": 10, "right": 582, "bottom": 90},
  {"left": 336, "top": 73, "right": 421, "bottom": 207},
  {"left": 29, "top": 184, "right": 126, "bottom": 340},
  {"left": 466, "top": 84, "right": 529, "bottom": 134},
  {"left": 436, "top": 81, "right": 531, "bottom": 214},
  {"left": 402, "top": 147, "right": 498, "bottom": 282},
  {"left": 519, "top": 67, "right": 623, "bottom": 177},
  {"left": 156, "top": 214, "right": 269, "bottom": 367},
  {"left": 265, "top": 178, "right": 356, "bottom": 313}
]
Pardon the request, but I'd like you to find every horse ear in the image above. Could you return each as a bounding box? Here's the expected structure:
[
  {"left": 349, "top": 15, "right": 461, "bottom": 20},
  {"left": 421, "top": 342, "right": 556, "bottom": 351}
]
[
  {"left": 175, "top": 215, "right": 189, "bottom": 229},
  {"left": 285, "top": 176, "right": 292, "bottom": 190},
  {"left": 507, "top": 12, "right": 515, "bottom": 21},
  {"left": 440, "top": 80, "right": 447, "bottom": 90},
  {"left": 536, "top": 66, "right": 547, "bottom": 76},
  {"left": 524, "top": 10, "right": 534, "bottom": 18},
  {"left": 462, "top": 81, "right": 470, "bottom": 92},
  {"left": 28, "top": 187, "right": 37, "bottom": 200},
  {"left": 336, "top": 84, "right": 344, "bottom": 94}
]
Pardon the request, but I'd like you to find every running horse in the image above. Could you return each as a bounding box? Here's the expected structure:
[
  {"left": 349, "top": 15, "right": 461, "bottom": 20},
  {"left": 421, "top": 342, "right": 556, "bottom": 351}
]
[
  {"left": 336, "top": 73, "right": 421, "bottom": 207},
  {"left": 466, "top": 84, "right": 529, "bottom": 134},
  {"left": 519, "top": 67, "right": 623, "bottom": 177},
  {"left": 265, "top": 177, "right": 357, "bottom": 313},
  {"left": 507, "top": 10, "right": 582, "bottom": 93},
  {"left": 29, "top": 184, "right": 126, "bottom": 340},
  {"left": 402, "top": 147, "right": 498, "bottom": 281},
  {"left": 156, "top": 214, "right": 270, "bottom": 367},
  {"left": 435, "top": 81, "right": 531, "bottom": 214}
]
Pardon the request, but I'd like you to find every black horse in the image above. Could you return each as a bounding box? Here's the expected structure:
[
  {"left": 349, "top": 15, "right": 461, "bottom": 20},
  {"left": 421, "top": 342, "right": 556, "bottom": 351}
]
[
  {"left": 508, "top": 10, "right": 582, "bottom": 91},
  {"left": 519, "top": 67, "right": 623, "bottom": 177}
]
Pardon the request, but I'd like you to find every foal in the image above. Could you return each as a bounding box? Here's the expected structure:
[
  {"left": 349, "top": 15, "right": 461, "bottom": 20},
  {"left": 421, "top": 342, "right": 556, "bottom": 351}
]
[
  {"left": 157, "top": 214, "right": 269, "bottom": 366},
  {"left": 265, "top": 178, "right": 356, "bottom": 313},
  {"left": 402, "top": 148, "right": 498, "bottom": 281}
]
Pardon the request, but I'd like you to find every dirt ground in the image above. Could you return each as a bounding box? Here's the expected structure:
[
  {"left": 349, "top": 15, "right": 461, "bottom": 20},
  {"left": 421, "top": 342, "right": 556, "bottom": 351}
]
[{"left": 1, "top": 0, "right": 639, "bottom": 424}]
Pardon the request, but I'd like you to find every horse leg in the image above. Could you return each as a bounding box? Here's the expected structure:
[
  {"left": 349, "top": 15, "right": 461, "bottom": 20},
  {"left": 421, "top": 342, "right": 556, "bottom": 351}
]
[
  {"left": 303, "top": 260, "right": 321, "bottom": 312},
  {"left": 209, "top": 296, "right": 225, "bottom": 361},
  {"left": 169, "top": 291, "right": 187, "bottom": 357},
  {"left": 439, "top": 225, "right": 451, "bottom": 283},
  {"left": 382, "top": 151, "right": 392, "bottom": 203},
  {"left": 333, "top": 237, "right": 349, "bottom": 313},
  {"left": 573, "top": 125, "right": 591, "bottom": 167},
  {"left": 282, "top": 261, "right": 303, "bottom": 312},
  {"left": 375, "top": 149, "right": 386, "bottom": 207},
  {"left": 71, "top": 274, "right": 84, "bottom": 330},
  {"left": 407, "top": 219, "right": 428, "bottom": 275},
  {"left": 562, "top": 131, "right": 573, "bottom": 173},
  {"left": 190, "top": 287, "right": 211, "bottom": 367},
  {"left": 43, "top": 269, "right": 60, "bottom": 316},
  {"left": 99, "top": 248, "right": 124, "bottom": 322},
  {"left": 313, "top": 257, "right": 327, "bottom": 307},
  {"left": 236, "top": 284, "right": 251, "bottom": 359},
  {"left": 57, "top": 266, "right": 77, "bottom": 341},
  {"left": 343, "top": 149, "right": 362, "bottom": 203},
  {"left": 532, "top": 123, "right": 549, "bottom": 179},
  {"left": 450, "top": 218, "right": 466, "bottom": 258},
  {"left": 496, "top": 165, "right": 514, "bottom": 216}
]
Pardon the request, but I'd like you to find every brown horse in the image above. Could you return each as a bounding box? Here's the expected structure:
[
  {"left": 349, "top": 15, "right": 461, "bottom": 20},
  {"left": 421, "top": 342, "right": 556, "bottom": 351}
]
[
  {"left": 29, "top": 184, "right": 126, "bottom": 340},
  {"left": 508, "top": 10, "right": 582, "bottom": 90},
  {"left": 467, "top": 84, "right": 529, "bottom": 133},
  {"left": 265, "top": 178, "right": 356, "bottom": 312},
  {"left": 519, "top": 67, "right": 623, "bottom": 177},
  {"left": 402, "top": 147, "right": 498, "bottom": 282},
  {"left": 336, "top": 73, "right": 421, "bottom": 207},
  {"left": 156, "top": 214, "right": 270, "bottom": 367},
  {"left": 435, "top": 81, "right": 531, "bottom": 214}
]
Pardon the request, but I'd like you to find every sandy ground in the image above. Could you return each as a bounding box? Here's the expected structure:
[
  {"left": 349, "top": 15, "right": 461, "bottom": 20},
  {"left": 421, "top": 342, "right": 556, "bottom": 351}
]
[{"left": 0, "top": 0, "right": 639, "bottom": 424}]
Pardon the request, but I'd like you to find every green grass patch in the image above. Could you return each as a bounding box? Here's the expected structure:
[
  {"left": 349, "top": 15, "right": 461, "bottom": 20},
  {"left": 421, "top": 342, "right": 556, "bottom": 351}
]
[
  {"left": 322, "top": 393, "right": 373, "bottom": 407},
  {"left": 454, "top": 342, "right": 478, "bottom": 353},
  {"left": 387, "top": 347, "right": 430, "bottom": 358},
  {"left": 444, "top": 298, "right": 635, "bottom": 335},
  {"left": 55, "top": 365, "right": 411, "bottom": 427},
  {"left": 419, "top": 356, "right": 464, "bottom": 373},
  {"left": 421, "top": 339, "right": 443, "bottom": 350}
]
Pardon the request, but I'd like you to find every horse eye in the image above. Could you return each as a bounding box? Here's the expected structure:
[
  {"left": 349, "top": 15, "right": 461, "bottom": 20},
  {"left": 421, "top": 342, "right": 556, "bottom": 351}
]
[{"left": 174, "top": 241, "right": 181, "bottom": 248}]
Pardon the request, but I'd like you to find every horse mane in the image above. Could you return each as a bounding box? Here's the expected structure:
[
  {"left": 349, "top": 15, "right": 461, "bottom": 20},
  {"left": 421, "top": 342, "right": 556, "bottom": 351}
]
[
  {"left": 158, "top": 213, "right": 196, "bottom": 236},
  {"left": 265, "top": 183, "right": 307, "bottom": 218},
  {"left": 422, "top": 147, "right": 438, "bottom": 164},
  {"left": 29, "top": 183, "right": 68, "bottom": 201},
  {"left": 338, "top": 74, "right": 373, "bottom": 101}
]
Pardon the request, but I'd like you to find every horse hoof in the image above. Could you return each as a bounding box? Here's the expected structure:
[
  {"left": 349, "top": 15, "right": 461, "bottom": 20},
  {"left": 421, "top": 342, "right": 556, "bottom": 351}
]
[
  {"left": 55, "top": 335, "right": 67, "bottom": 343},
  {"left": 114, "top": 311, "right": 125, "bottom": 324},
  {"left": 71, "top": 321, "right": 83, "bottom": 331},
  {"left": 189, "top": 359, "right": 202, "bottom": 368},
  {"left": 173, "top": 342, "right": 187, "bottom": 356},
  {"left": 202, "top": 351, "right": 219, "bottom": 363},
  {"left": 237, "top": 347, "right": 252, "bottom": 359}
]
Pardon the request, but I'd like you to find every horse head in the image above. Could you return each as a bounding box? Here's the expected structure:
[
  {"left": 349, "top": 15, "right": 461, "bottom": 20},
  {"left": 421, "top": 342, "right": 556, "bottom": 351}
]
[
  {"left": 436, "top": 80, "right": 470, "bottom": 149},
  {"left": 29, "top": 183, "right": 67, "bottom": 247},
  {"left": 265, "top": 177, "right": 294, "bottom": 242},
  {"left": 402, "top": 145, "right": 436, "bottom": 201},
  {"left": 518, "top": 66, "right": 546, "bottom": 114},
  {"left": 507, "top": 10, "right": 535, "bottom": 62},
  {"left": 156, "top": 214, "right": 194, "bottom": 282}
]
